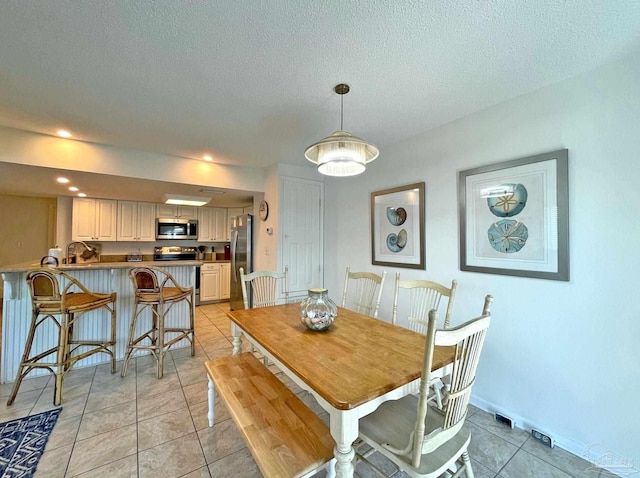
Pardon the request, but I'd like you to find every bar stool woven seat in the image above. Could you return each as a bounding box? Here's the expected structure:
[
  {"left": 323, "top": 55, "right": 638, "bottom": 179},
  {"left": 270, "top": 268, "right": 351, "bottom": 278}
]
[
  {"left": 121, "top": 266, "right": 195, "bottom": 379},
  {"left": 7, "top": 268, "right": 117, "bottom": 406}
]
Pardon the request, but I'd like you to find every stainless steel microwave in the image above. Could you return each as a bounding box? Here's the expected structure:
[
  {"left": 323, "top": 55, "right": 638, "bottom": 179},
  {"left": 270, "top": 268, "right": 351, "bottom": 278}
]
[{"left": 156, "top": 218, "right": 198, "bottom": 240}]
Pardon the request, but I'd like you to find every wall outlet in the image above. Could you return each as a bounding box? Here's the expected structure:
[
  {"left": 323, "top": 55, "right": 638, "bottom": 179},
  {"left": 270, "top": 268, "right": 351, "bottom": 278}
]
[
  {"left": 531, "top": 429, "right": 555, "bottom": 448},
  {"left": 494, "top": 413, "right": 514, "bottom": 428}
]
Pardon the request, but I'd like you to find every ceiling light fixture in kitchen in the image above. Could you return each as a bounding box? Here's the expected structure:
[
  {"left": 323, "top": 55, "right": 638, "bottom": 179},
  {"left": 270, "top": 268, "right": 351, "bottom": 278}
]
[
  {"left": 203, "top": 155, "right": 213, "bottom": 162},
  {"left": 68, "top": 186, "right": 79, "bottom": 192},
  {"left": 164, "top": 194, "right": 210, "bottom": 207},
  {"left": 304, "top": 83, "right": 379, "bottom": 177},
  {"left": 77, "top": 192, "right": 87, "bottom": 197},
  {"left": 56, "top": 177, "right": 69, "bottom": 184},
  {"left": 56, "top": 129, "right": 72, "bottom": 138}
]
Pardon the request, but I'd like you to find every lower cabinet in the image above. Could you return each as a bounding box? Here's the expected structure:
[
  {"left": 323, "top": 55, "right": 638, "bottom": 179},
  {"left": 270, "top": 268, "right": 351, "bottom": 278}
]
[
  {"left": 220, "top": 263, "right": 230, "bottom": 299},
  {"left": 200, "top": 263, "right": 231, "bottom": 303}
]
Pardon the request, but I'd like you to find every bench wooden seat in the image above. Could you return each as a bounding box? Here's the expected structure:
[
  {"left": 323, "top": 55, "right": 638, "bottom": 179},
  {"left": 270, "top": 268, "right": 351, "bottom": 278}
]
[{"left": 205, "top": 353, "right": 336, "bottom": 478}]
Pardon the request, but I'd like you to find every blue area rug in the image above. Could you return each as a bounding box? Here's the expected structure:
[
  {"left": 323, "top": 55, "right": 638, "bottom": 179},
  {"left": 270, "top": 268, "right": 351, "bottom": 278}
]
[{"left": 0, "top": 408, "right": 61, "bottom": 478}]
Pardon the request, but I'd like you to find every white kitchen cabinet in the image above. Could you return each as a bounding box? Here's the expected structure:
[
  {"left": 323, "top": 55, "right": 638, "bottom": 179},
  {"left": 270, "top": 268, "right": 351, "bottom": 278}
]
[
  {"left": 200, "top": 262, "right": 230, "bottom": 302},
  {"left": 200, "top": 263, "right": 221, "bottom": 302},
  {"left": 213, "top": 208, "right": 227, "bottom": 241},
  {"left": 117, "top": 201, "right": 156, "bottom": 241},
  {"left": 72, "top": 198, "right": 117, "bottom": 242},
  {"left": 220, "top": 263, "right": 230, "bottom": 299},
  {"left": 156, "top": 204, "right": 198, "bottom": 219},
  {"left": 197, "top": 207, "right": 228, "bottom": 241},
  {"left": 226, "top": 207, "right": 243, "bottom": 241}
]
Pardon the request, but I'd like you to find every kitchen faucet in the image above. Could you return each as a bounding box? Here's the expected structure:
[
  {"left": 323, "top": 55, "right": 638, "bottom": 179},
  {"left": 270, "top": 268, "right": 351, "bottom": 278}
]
[{"left": 66, "top": 241, "right": 98, "bottom": 264}]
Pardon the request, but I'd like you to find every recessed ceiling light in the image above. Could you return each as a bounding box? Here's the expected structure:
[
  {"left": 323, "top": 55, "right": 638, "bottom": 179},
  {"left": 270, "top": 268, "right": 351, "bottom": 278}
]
[
  {"left": 56, "top": 177, "right": 70, "bottom": 184},
  {"left": 68, "top": 186, "right": 79, "bottom": 192},
  {"left": 56, "top": 130, "right": 72, "bottom": 138},
  {"left": 77, "top": 192, "right": 87, "bottom": 197},
  {"left": 203, "top": 155, "right": 213, "bottom": 162}
]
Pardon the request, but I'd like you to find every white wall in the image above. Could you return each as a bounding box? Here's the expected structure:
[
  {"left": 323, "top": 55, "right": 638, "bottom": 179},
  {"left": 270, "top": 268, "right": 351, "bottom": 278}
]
[{"left": 324, "top": 51, "right": 640, "bottom": 469}]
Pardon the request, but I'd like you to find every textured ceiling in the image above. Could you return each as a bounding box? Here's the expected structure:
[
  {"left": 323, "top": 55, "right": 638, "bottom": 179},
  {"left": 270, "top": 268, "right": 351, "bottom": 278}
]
[{"left": 1, "top": 0, "right": 639, "bottom": 172}]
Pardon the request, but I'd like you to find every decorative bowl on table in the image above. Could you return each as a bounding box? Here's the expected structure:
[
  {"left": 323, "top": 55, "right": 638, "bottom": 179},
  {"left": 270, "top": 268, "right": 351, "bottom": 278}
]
[{"left": 299, "top": 288, "right": 337, "bottom": 331}]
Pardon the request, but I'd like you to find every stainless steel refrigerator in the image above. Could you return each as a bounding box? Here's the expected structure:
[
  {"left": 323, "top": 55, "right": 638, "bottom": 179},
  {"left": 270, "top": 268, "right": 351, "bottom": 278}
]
[{"left": 229, "top": 213, "right": 253, "bottom": 310}]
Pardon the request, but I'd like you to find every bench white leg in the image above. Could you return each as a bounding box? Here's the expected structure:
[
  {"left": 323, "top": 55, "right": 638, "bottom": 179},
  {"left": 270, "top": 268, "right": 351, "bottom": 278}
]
[
  {"left": 208, "top": 377, "right": 215, "bottom": 427},
  {"left": 326, "top": 458, "right": 337, "bottom": 478}
]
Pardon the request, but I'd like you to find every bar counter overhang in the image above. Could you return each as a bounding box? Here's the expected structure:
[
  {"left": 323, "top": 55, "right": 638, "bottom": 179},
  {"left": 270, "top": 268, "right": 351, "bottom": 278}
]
[{"left": 0, "top": 260, "right": 201, "bottom": 383}]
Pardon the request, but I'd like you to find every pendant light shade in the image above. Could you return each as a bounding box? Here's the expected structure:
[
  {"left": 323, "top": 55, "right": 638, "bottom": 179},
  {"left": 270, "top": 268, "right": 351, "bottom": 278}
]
[{"left": 305, "top": 84, "right": 379, "bottom": 177}]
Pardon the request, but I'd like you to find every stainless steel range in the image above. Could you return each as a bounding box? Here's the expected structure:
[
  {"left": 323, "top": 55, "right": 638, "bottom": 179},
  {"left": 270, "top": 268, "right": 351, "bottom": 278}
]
[
  {"left": 153, "top": 246, "right": 197, "bottom": 261},
  {"left": 153, "top": 246, "right": 200, "bottom": 305}
]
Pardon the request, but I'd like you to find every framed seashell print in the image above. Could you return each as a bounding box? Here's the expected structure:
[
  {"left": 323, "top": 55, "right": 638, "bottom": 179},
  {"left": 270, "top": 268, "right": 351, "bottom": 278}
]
[
  {"left": 458, "top": 149, "right": 569, "bottom": 280},
  {"left": 371, "top": 182, "right": 425, "bottom": 269}
]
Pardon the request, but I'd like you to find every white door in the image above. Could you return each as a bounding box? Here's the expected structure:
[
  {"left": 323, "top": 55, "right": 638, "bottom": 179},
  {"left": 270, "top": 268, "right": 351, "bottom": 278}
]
[{"left": 280, "top": 177, "right": 323, "bottom": 297}]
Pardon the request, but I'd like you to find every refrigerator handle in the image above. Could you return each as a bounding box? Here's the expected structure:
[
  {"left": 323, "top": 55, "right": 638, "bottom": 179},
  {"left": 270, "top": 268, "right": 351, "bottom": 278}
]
[{"left": 231, "top": 229, "right": 238, "bottom": 281}]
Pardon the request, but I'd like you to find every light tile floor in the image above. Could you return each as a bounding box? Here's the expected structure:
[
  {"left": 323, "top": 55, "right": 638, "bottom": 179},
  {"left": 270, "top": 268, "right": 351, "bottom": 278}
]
[{"left": 0, "top": 302, "right": 609, "bottom": 477}]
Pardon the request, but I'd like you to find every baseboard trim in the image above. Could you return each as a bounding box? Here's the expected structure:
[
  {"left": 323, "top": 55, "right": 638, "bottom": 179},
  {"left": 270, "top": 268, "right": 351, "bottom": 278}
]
[{"left": 469, "top": 396, "right": 631, "bottom": 477}]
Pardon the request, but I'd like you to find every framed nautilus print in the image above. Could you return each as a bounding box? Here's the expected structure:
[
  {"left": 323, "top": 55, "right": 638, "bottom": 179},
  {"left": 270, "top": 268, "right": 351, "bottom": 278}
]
[
  {"left": 371, "top": 182, "right": 425, "bottom": 269},
  {"left": 458, "top": 149, "right": 569, "bottom": 281}
]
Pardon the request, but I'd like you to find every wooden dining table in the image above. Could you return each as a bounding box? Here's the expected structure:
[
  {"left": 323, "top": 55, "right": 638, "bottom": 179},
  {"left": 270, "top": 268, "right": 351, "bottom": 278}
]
[{"left": 227, "top": 303, "right": 454, "bottom": 478}]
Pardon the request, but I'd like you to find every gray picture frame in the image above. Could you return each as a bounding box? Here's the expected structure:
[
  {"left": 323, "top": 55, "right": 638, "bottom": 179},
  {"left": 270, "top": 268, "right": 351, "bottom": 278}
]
[
  {"left": 371, "top": 182, "right": 425, "bottom": 269},
  {"left": 458, "top": 149, "right": 569, "bottom": 281}
]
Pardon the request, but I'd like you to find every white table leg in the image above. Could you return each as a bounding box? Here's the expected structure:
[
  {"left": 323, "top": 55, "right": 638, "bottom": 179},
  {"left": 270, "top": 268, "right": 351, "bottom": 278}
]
[
  {"left": 330, "top": 410, "right": 359, "bottom": 478},
  {"left": 230, "top": 322, "right": 243, "bottom": 355},
  {"left": 207, "top": 377, "right": 215, "bottom": 427}
]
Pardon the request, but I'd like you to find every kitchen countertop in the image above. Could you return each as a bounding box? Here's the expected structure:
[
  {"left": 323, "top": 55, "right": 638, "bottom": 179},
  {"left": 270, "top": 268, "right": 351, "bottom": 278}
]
[{"left": 0, "top": 260, "right": 204, "bottom": 274}]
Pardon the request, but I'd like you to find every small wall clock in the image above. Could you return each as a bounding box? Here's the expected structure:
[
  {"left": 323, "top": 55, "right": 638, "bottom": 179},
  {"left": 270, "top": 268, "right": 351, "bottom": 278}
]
[{"left": 259, "top": 200, "right": 269, "bottom": 221}]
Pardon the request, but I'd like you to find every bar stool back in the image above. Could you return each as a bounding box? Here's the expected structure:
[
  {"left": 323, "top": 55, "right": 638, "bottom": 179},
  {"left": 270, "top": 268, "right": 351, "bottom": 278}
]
[
  {"left": 121, "top": 266, "right": 195, "bottom": 379},
  {"left": 7, "top": 268, "right": 117, "bottom": 406}
]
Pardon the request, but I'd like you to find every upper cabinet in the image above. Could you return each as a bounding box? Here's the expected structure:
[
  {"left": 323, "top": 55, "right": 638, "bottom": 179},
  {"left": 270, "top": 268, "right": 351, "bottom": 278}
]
[
  {"left": 71, "top": 198, "right": 251, "bottom": 243},
  {"left": 198, "top": 207, "right": 228, "bottom": 241},
  {"left": 117, "top": 201, "right": 156, "bottom": 241},
  {"left": 156, "top": 204, "right": 198, "bottom": 219},
  {"left": 226, "top": 208, "right": 243, "bottom": 241},
  {"left": 72, "top": 198, "right": 118, "bottom": 242}
]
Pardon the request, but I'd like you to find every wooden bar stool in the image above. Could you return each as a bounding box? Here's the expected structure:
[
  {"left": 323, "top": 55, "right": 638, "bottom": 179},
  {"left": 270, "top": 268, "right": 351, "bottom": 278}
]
[
  {"left": 121, "top": 266, "right": 195, "bottom": 379},
  {"left": 7, "top": 268, "right": 117, "bottom": 406}
]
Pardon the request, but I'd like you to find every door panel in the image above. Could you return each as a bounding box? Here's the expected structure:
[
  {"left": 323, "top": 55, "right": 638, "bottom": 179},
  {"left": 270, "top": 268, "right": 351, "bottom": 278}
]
[{"left": 280, "top": 177, "right": 323, "bottom": 296}]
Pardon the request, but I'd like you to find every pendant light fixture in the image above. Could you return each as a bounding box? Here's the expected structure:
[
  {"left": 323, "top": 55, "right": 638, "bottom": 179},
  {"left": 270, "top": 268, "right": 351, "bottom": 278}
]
[{"left": 305, "top": 83, "right": 379, "bottom": 177}]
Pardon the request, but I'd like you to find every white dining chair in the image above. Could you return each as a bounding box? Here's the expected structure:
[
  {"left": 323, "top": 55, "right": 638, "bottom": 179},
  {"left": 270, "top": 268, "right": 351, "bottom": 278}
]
[
  {"left": 391, "top": 274, "right": 457, "bottom": 330},
  {"left": 392, "top": 274, "right": 457, "bottom": 409},
  {"left": 357, "top": 295, "right": 493, "bottom": 478},
  {"left": 341, "top": 266, "right": 387, "bottom": 318},
  {"left": 239, "top": 266, "right": 289, "bottom": 364}
]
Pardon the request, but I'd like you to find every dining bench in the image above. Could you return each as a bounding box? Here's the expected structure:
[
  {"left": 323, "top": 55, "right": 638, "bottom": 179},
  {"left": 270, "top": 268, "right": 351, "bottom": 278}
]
[{"left": 205, "top": 353, "right": 336, "bottom": 478}]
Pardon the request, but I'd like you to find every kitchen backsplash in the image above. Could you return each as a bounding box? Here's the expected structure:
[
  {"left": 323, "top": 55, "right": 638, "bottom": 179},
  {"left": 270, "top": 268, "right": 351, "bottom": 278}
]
[{"left": 97, "top": 241, "right": 229, "bottom": 256}]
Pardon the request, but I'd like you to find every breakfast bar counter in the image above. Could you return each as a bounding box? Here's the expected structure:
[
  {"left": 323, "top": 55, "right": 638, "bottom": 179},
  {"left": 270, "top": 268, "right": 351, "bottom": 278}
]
[{"left": 0, "top": 260, "right": 201, "bottom": 383}]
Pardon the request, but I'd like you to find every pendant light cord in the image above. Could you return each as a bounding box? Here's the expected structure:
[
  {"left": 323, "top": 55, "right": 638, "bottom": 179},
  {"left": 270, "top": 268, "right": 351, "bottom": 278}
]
[{"left": 340, "top": 93, "right": 344, "bottom": 131}]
